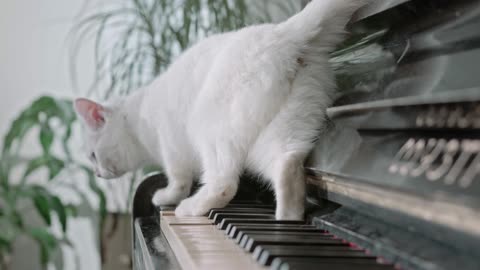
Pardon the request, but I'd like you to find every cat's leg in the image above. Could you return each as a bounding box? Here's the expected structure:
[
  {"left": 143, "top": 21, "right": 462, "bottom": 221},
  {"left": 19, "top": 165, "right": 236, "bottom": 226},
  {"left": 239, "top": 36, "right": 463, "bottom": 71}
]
[
  {"left": 152, "top": 166, "right": 193, "bottom": 206},
  {"left": 251, "top": 141, "right": 308, "bottom": 220},
  {"left": 175, "top": 145, "right": 242, "bottom": 217},
  {"left": 248, "top": 67, "right": 331, "bottom": 220},
  {"left": 174, "top": 171, "right": 239, "bottom": 216},
  {"left": 269, "top": 154, "right": 307, "bottom": 220}
]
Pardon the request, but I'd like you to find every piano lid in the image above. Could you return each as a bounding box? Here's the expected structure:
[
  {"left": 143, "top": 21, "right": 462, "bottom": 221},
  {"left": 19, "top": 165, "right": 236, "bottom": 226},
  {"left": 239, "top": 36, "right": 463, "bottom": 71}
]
[
  {"left": 333, "top": 0, "right": 480, "bottom": 106},
  {"left": 306, "top": 0, "right": 480, "bottom": 251}
]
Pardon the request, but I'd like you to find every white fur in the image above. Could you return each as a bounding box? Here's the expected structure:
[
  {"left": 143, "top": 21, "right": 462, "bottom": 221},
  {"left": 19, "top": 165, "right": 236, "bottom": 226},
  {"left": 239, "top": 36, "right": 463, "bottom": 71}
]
[{"left": 76, "top": 0, "right": 370, "bottom": 220}]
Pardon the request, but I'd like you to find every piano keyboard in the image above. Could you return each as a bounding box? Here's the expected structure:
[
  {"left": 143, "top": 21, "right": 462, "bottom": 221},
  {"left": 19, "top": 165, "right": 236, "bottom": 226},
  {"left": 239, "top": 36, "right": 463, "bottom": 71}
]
[{"left": 160, "top": 202, "right": 395, "bottom": 270}]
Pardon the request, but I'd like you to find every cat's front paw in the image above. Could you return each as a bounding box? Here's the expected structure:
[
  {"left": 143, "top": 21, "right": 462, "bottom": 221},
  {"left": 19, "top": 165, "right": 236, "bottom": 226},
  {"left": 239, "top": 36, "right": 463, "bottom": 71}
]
[
  {"left": 174, "top": 198, "right": 195, "bottom": 217},
  {"left": 152, "top": 187, "right": 187, "bottom": 206},
  {"left": 175, "top": 197, "right": 211, "bottom": 217},
  {"left": 152, "top": 189, "right": 172, "bottom": 206}
]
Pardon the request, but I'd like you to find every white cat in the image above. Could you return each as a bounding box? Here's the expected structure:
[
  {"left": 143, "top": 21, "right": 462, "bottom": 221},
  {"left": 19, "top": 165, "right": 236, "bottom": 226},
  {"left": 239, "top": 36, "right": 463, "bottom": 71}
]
[{"left": 74, "top": 0, "right": 370, "bottom": 220}]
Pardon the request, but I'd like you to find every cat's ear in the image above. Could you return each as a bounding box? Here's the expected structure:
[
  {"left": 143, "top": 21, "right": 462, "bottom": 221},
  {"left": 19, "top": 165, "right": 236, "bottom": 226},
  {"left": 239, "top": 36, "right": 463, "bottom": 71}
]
[{"left": 74, "top": 98, "right": 106, "bottom": 130}]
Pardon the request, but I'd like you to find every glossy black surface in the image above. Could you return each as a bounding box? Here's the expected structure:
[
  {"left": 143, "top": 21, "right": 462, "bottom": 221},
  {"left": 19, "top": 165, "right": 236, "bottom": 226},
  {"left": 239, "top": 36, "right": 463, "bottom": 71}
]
[
  {"left": 334, "top": 0, "right": 480, "bottom": 106},
  {"left": 207, "top": 208, "right": 274, "bottom": 219},
  {"left": 227, "top": 223, "right": 316, "bottom": 238},
  {"left": 254, "top": 245, "right": 367, "bottom": 266},
  {"left": 133, "top": 217, "right": 180, "bottom": 270},
  {"left": 233, "top": 227, "right": 324, "bottom": 239},
  {"left": 307, "top": 101, "right": 480, "bottom": 207},
  {"left": 313, "top": 207, "right": 480, "bottom": 270},
  {"left": 308, "top": 0, "right": 480, "bottom": 205},
  {"left": 303, "top": 1, "right": 480, "bottom": 268},
  {"left": 271, "top": 257, "right": 394, "bottom": 270},
  {"left": 219, "top": 218, "right": 304, "bottom": 230},
  {"left": 212, "top": 213, "right": 274, "bottom": 224}
]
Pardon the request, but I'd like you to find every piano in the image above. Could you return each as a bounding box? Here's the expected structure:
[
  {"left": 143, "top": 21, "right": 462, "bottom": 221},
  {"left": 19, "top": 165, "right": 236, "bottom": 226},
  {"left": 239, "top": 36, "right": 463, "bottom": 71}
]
[{"left": 131, "top": 0, "right": 480, "bottom": 269}]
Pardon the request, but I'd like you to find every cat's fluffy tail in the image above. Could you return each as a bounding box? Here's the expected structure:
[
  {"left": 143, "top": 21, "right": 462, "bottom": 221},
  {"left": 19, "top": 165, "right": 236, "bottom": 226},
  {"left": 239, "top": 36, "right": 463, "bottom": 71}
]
[{"left": 277, "top": 0, "right": 371, "bottom": 52}]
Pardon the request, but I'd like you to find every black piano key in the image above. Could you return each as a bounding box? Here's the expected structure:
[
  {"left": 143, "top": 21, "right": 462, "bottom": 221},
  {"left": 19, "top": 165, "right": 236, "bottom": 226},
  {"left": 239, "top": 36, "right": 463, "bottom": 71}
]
[
  {"left": 228, "top": 225, "right": 320, "bottom": 238},
  {"left": 257, "top": 246, "right": 375, "bottom": 266},
  {"left": 236, "top": 229, "right": 329, "bottom": 238},
  {"left": 236, "top": 230, "right": 333, "bottom": 245},
  {"left": 227, "top": 200, "right": 263, "bottom": 204},
  {"left": 225, "top": 203, "right": 274, "bottom": 208},
  {"left": 212, "top": 213, "right": 274, "bottom": 225},
  {"left": 158, "top": 205, "right": 175, "bottom": 211},
  {"left": 271, "top": 257, "right": 395, "bottom": 270},
  {"left": 207, "top": 208, "right": 274, "bottom": 219},
  {"left": 226, "top": 223, "right": 315, "bottom": 237},
  {"left": 219, "top": 218, "right": 305, "bottom": 230},
  {"left": 243, "top": 234, "right": 345, "bottom": 252},
  {"left": 239, "top": 232, "right": 336, "bottom": 250},
  {"left": 252, "top": 245, "right": 357, "bottom": 262}
]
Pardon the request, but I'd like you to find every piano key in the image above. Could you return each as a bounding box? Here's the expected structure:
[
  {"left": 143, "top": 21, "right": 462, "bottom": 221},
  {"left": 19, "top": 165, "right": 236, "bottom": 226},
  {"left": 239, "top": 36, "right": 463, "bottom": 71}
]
[
  {"left": 225, "top": 203, "right": 274, "bottom": 208},
  {"left": 228, "top": 225, "right": 320, "bottom": 238},
  {"left": 240, "top": 234, "right": 338, "bottom": 249},
  {"left": 219, "top": 218, "right": 305, "bottom": 230},
  {"left": 207, "top": 208, "right": 274, "bottom": 219},
  {"left": 235, "top": 230, "right": 333, "bottom": 245},
  {"left": 227, "top": 200, "right": 264, "bottom": 204},
  {"left": 256, "top": 245, "right": 374, "bottom": 266},
  {"left": 243, "top": 234, "right": 345, "bottom": 252},
  {"left": 161, "top": 211, "right": 268, "bottom": 270},
  {"left": 252, "top": 244, "right": 358, "bottom": 262},
  {"left": 190, "top": 253, "right": 263, "bottom": 270},
  {"left": 161, "top": 214, "right": 212, "bottom": 225},
  {"left": 226, "top": 223, "right": 316, "bottom": 237},
  {"left": 271, "top": 257, "right": 395, "bottom": 270},
  {"left": 160, "top": 208, "right": 394, "bottom": 270},
  {"left": 212, "top": 213, "right": 275, "bottom": 225},
  {"left": 158, "top": 205, "right": 176, "bottom": 211}
]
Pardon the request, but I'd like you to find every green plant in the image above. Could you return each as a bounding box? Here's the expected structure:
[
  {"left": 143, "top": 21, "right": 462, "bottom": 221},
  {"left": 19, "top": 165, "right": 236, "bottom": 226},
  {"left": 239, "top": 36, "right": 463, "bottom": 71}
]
[
  {"left": 0, "top": 96, "right": 106, "bottom": 269},
  {"left": 70, "top": 0, "right": 298, "bottom": 99}
]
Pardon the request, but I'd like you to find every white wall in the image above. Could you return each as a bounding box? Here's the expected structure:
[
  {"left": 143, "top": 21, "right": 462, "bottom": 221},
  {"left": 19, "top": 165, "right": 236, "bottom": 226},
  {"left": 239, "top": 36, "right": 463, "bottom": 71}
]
[
  {"left": 0, "top": 0, "right": 96, "bottom": 135},
  {"left": 0, "top": 1, "right": 101, "bottom": 269}
]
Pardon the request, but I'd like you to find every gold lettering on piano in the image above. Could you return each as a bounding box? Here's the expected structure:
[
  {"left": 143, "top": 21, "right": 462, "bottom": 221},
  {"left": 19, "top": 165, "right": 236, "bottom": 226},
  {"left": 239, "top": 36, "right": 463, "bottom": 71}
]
[
  {"left": 426, "top": 139, "right": 459, "bottom": 181},
  {"left": 445, "top": 140, "right": 476, "bottom": 185},
  {"left": 459, "top": 142, "right": 480, "bottom": 188},
  {"left": 389, "top": 138, "right": 416, "bottom": 174},
  {"left": 399, "top": 139, "right": 425, "bottom": 176},
  {"left": 390, "top": 138, "right": 480, "bottom": 188},
  {"left": 416, "top": 103, "right": 480, "bottom": 129},
  {"left": 411, "top": 139, "right": 444, "bottom": 178},
  {"left": 474, "top": 105, "right": 480, "bottom": 128}
]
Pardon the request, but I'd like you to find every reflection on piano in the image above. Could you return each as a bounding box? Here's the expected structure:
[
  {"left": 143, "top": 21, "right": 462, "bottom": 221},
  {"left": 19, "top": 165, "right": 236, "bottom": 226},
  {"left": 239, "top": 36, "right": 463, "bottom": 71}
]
[{"left": 132, "top": 0, "right": 480, "bottom": 269}]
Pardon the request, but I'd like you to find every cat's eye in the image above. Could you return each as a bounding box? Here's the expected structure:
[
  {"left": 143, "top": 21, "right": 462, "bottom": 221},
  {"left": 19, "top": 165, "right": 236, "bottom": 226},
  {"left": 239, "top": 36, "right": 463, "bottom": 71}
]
[{"left": 90, "top": 152, "right": 97, "bottom": 162}]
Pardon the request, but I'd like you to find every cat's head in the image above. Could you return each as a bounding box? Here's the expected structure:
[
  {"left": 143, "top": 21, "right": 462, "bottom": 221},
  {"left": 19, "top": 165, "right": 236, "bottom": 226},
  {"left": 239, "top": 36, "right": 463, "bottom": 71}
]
[{"left": 74, "top": 98, "right": 139, "bottom": 179}]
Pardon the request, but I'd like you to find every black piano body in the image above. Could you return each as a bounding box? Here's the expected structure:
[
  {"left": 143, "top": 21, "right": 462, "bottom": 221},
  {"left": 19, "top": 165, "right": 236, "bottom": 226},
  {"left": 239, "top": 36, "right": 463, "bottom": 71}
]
[{"left": 132, "top": 0, "right": 480, "bottom": 269}]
